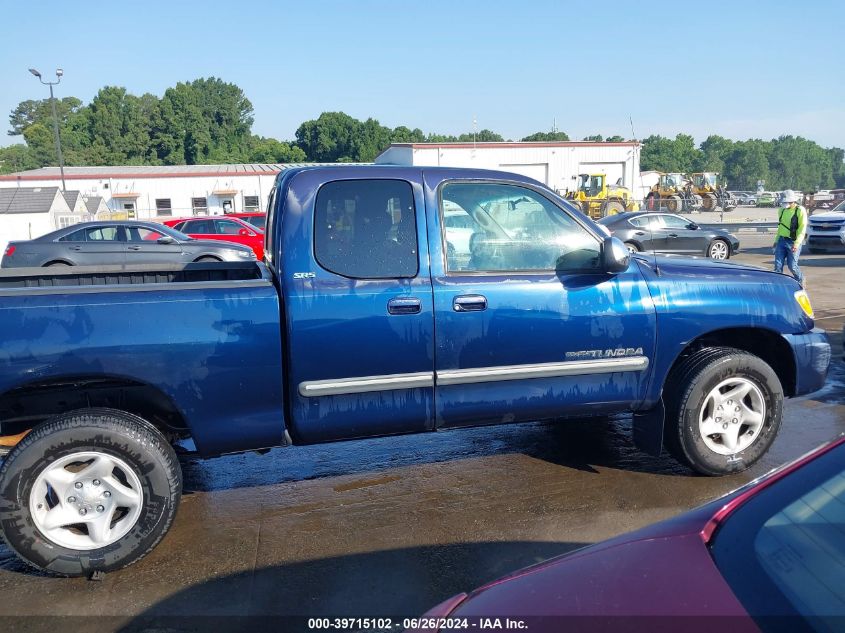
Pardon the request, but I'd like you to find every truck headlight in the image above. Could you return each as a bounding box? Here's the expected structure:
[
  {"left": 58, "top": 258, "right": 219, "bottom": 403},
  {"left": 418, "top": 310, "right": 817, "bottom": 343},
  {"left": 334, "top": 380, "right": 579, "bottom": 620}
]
[{"left": 795, "top": 290, "right": 814, "bottom": 319}]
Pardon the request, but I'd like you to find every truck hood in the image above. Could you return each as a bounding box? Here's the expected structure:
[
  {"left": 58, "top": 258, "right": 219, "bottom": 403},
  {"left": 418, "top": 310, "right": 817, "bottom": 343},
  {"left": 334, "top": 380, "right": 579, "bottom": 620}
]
[
  {"left": 635, "top": 253, "right": 789, "bottom": 280},
  {"left": 809, "top": 211, "right": 845, "bottom": 222}
]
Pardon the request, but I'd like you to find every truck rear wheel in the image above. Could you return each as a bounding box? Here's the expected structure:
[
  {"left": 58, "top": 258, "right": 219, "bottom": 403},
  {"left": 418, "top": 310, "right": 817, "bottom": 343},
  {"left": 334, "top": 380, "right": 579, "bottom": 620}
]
[
  {"left": 663, "top": 348, "right": 783, "bottom": 476},
  {"left": 0, "top": 408, "right": 181, "bottom": 576}
]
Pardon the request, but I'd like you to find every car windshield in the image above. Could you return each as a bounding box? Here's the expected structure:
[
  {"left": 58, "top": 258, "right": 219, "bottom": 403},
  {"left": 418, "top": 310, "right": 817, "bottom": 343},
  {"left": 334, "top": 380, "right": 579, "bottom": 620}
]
[
  {"left": 711, "top": 441, "right": 845, "bottom": 629},
  {"left": 831, "top": 200, "right": 845, "bottom": 213}
]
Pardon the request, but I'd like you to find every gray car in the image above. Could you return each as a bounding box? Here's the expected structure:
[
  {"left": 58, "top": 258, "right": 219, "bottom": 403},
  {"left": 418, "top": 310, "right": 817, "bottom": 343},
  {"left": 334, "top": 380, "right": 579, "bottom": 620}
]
[
  {"left": 1, "top": 221, "right": 256, "bottom": 268},
  {"left": 598, "top": 212, "right": 740, "bottom": 260}
]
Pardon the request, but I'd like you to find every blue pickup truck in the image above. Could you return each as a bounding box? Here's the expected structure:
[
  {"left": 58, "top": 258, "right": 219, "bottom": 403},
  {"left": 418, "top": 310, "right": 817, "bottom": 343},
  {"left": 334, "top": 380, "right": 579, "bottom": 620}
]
[{"left": 0, "top": 166, "right": 830, "bottom": 576}]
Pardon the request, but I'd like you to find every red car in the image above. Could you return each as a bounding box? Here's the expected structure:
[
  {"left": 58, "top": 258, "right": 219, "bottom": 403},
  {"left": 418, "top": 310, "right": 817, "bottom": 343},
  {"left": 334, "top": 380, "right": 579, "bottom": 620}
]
[
  {"left": 414, "top": 436, "right": 845, "bottom": 632},
  {"left": 227, "top": 212, "right": 267, "bottom": 232},
  {"left": 163, "top": 216, "right": 264, "bottom": 260}
]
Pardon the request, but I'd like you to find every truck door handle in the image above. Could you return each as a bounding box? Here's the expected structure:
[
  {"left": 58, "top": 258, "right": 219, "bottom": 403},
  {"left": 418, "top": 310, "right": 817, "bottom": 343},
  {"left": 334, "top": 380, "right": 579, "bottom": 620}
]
[
  {"left": 127, "top": 245, "right": 142, "bottom": 251},
  {"left": 668, "top": 233, "right": 678, "bottom": 238},
  {"left": 68, "top": 245, "right": 82, "bottom": 251},
  {"left": 387, "top": 297, "right": 422, "bottom": 315},
  {"left": 453, "top": 294, "right": 487, "bottom": 312},
  {"left": 634, "top": 231, "right": 646, "bottom": 236}
]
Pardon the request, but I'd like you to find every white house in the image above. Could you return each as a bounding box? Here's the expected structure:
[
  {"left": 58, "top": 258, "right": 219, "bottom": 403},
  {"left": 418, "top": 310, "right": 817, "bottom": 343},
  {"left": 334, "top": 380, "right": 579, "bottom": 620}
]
[
  {"left": 375, "top": 141, "right": 643, "bottom": 197},
  {"left": 0, "top": 186, "right": 74, "bottom": 255}
]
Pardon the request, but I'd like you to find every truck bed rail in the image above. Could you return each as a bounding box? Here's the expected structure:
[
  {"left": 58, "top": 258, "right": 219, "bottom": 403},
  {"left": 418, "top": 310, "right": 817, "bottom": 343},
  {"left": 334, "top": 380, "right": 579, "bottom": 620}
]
[{"left": 0, "top": 261, "right": 268, "bottom": 290}]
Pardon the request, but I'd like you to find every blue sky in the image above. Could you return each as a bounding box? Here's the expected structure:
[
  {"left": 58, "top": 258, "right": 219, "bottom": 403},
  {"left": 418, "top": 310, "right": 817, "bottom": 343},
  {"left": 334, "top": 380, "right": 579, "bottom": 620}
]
[{"left": 2, "top": 0, "right": 843, "bottom": 148}]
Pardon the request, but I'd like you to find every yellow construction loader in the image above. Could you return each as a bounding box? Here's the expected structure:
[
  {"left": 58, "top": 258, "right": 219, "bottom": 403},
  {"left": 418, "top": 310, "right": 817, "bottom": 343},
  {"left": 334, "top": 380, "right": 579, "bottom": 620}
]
[
  {"left": 689, "top": 172, "right": 736, "bottom": 212},
  {"left": 644, "top": 173, "right": 700, "bottom": 213},
  {"left": 566, "top": 173, "right": 639, "bottom": 220}
]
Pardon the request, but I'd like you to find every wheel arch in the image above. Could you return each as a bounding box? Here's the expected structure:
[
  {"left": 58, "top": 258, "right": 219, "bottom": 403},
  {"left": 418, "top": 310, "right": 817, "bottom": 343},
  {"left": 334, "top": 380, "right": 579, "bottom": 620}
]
[
  {"left": 42, "top": 259, "right": 75, "bottom": 267},
  {"left": 634, "top": 327, "right": 796, "bottom": 458},
  {"left": 0, "top": 374, "right": 191, "bottom": 444},
  {"left": 667, "top": 327, "right": 796, "bottom": 398}
]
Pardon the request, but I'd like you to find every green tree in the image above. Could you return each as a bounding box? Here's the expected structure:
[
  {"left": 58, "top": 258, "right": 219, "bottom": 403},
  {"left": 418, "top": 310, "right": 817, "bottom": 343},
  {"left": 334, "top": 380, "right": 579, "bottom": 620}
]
[
  {"left": 829, "top": 147, "right": 845, "bottom": 188},
  {"left": 247, "top": 136, "right": 306, "bottom": 163},
  {"left": 768, "top": 135, "right": 833, "bottom": 191},
  {"left": 8, "top": 97, "right": 82, "bottom": 136},
  {"left": 583, "top": 134, "right": 603, "bottom": 142},
  {"left": 352, "top": 118, "right": 394, "bottom": 162},
  {"left": 521, "top": 131, "right": 570, "bottom": 141},
  {"left": 724, "top": 140, "right": 770, "bottom": 190},
  {"left": 698, "top": 135, "right": 734, "bottom": 172},
  {"left": 640, "top": 134, "right": 702, "bottom": 172},
  {"left": 391, "top": 126, "right": 426, "bottom": 143},
  {"left": 605, "top": 135, "right": 625, "bottom": 142},
  {"left": 457, "top": 129, "right": 504, "bottom": 142},
  {"left": 0, "top": 144, "right": 39, "bottom": 174},
  {"left": 295, "top": 111, "right": 362, "bottom": 162}
]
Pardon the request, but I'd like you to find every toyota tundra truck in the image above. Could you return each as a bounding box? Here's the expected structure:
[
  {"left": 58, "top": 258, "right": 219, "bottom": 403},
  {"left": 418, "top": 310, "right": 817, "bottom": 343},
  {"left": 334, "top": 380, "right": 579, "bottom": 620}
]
[{"left": 0, "top": 165, "right": 830, "bottom": 576}]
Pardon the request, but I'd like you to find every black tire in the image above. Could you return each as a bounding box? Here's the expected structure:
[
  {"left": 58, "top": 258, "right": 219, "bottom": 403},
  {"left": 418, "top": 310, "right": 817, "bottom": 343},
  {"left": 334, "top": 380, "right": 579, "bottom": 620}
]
[
  {"left": 194, "top": 256, "right": 221, "bottom": 262},
  {"left": 663, "top": 348, "right": 783, "bottom": 476},
  {"left": 623, "top": 241, "right": 641, "bottom": 254},
  {"left": 702, "top": 193, "right": 717, "bottom": 211},
  {"left": 0, "top": 408, "right": 181, "bottom": 576}
]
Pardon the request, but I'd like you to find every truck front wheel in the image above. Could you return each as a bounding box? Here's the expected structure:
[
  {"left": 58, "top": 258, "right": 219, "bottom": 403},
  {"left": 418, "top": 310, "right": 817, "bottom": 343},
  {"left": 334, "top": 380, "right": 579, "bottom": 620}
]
[
  {"left": 0, "top": 408, "right": 181, "bottom": 576},
  {"left": 663, "top": 348, "right": 783, "bottom": 476}
]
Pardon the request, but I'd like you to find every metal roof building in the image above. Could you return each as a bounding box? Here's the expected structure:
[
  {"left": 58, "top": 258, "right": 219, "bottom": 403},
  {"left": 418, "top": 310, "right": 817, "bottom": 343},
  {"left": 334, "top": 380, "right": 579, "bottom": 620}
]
[
  {"left": 0, "top": 164, "right": 290, "bottom": 221},
  {"left": 376, "top": 141, "right": 643, "bottom": 197}
]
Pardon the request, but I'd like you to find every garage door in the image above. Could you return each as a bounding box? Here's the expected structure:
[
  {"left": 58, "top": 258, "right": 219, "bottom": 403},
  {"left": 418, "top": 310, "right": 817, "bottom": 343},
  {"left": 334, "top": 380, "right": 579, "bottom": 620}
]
[
  {"left": 499, "top": 163, "right": 549, "bottom": 185},
  {"left": 579, "top": 162, "right": 625, "bottom": 186}
]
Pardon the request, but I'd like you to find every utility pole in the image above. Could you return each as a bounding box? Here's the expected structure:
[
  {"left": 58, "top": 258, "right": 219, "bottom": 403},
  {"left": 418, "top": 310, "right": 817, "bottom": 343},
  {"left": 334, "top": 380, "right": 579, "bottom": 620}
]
[{"left": 29, "top": 67, "right": 66, "bottom": 193}]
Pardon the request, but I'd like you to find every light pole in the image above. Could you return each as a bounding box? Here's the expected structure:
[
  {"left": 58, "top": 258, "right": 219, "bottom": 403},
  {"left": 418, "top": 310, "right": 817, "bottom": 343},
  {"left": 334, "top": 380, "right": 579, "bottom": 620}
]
[{"left": 29, "top": 67, "right": 66, "bottom": 193}]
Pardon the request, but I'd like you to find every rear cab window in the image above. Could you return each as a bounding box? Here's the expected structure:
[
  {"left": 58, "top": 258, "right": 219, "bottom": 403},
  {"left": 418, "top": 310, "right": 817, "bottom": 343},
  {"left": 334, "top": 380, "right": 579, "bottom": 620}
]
[{"left": 314, "top": 179, "right": 418, "bottom": 279}]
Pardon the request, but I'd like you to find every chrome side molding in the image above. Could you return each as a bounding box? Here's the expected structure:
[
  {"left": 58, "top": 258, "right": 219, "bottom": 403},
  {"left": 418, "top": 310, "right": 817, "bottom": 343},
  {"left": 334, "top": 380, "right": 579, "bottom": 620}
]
[{"left": 298, "top": 356, "right": 649, "bottom": 397}]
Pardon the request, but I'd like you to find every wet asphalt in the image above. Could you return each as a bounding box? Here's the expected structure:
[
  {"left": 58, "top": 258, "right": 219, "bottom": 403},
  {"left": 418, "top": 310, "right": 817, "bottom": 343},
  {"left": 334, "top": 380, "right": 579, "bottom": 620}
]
[{"left": 0, "top": 233, "right": 843, "bottom": 631}]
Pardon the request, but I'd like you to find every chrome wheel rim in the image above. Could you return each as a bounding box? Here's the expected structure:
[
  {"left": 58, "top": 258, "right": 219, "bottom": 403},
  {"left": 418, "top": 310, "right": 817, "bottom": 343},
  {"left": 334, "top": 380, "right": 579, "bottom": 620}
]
[
  {"left": 698, "top": 377, "right": 766, "bottom": 455},
  {"left": 29, "top": 451, "right": 144, "bottom": 550},
  {"left": 626, "top": 243, "right": 638, "bottom": 254},
  {"left": 710, "top": 241, "right": 728, "bottom": 259}
]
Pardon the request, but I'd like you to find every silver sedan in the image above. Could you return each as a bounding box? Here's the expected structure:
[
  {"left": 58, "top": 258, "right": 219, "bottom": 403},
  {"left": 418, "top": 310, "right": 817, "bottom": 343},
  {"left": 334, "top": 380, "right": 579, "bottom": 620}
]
[{"left": 1, "top": 221, "right": 256, "bottom": 268}]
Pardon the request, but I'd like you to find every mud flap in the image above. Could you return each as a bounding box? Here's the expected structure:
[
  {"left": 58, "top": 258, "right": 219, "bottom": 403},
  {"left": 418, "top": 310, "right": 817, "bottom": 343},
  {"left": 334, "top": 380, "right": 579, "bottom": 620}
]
[{"left": 632, "top": 399, "right": 665, "bottom": 456}]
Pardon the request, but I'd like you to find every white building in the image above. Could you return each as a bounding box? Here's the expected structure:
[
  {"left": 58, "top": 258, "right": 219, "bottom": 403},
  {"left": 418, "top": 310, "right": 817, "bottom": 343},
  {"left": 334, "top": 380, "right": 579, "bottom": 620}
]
[
  {"left": 0, "top": 164, "right": 286, "bottom": 223},
  {"left": 376, "top": 141, "right": 642, "bottom": 197}
]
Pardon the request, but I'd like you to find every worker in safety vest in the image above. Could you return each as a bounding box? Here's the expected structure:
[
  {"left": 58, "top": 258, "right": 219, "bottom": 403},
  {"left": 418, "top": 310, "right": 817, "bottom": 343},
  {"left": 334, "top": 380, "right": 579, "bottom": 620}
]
[{"left": 773, "top": 189, "right": 807, "bottom": 286}]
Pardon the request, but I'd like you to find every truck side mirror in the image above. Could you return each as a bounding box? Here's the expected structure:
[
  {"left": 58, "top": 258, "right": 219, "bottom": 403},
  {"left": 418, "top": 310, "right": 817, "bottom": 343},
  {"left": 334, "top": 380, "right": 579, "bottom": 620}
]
[
  {"left": 602, "top": 236, "right": 630, "bottom": 273},
  {"left": 238, "top": 228, "right": 251, "bottom": 237}
]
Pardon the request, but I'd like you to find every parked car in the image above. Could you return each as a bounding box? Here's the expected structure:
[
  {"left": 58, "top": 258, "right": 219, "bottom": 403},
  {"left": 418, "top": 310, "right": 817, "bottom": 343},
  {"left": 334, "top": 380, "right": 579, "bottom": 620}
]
[
  {"left": 163, "top": 215, "right": 264, "bottom": 259},
  {"left": 0, "top": 221, "right": 255, "bottom": 268},
  {"left": 807, "top": 200, "right": 845, "bottom": 253},
  {"left": 414, "top": 435, "right": 845, "bottom": 629},
  {"left": 598, "top": 212, "right": 740, "bottom": 259},
  {"left": 756, "top": 192, "right": 777, "bottom": 207},
  {"left": 0, "top": 165, "right": 828, "bottom": 576},
  {"left": 226, "top": 212, "right": 267, "bottom": 232},
  {"left": 734, "top": 192, "right": 757, "bottom": 206}
]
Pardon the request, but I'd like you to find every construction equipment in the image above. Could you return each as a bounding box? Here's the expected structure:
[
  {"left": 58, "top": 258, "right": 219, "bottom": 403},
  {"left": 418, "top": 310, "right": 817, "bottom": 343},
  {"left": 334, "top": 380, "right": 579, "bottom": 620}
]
[
  {"left": 566, "top": 173, "right": 639, "bottom": 220},
  {"left": 690, "top": 172, "right": 736, "bottom": 212},
  {"left": 644, "top": 173, "right": 701, "bottom": 213}
]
